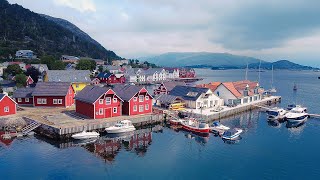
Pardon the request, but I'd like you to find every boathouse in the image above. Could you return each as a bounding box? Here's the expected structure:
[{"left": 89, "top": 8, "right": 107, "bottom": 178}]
[
  {"left": 154, "top": 94, "right": 185, "bottom": 110},
  {"left": 169, "top": 86, "right": 223, "bottom": 109},
  {"left": 96, "top": 72, "right": 125, "bottom": 84},
  {"left": 75, "top": 85, "right": 123, "bottom": 119},
  {"left": 0, "top": 94, "right": 17, "bottom": 116},
  {"left": 13, "top": 87, "right": 34, "bottom": 105},
  {"left": 32, "top": 82, "right": 75, "bottom": 107},
  {"left": 154, "top": 81, "right": 186, "bottom": 95},
  {"left": 113, "top": 85, "right": 153, "bottom": 116}
]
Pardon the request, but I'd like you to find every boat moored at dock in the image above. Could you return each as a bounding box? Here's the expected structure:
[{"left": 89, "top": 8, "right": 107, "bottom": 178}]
[
  {"left": 71, "top": 131, "right": 100, "bottom": 140},
  {"left": 210, "top": 122, "right": 230, "bottom": 134},
  {"left": 222, "top": 128, "right": 243, "bottom": 140},
  {"left": 285, "top": 107, "right": 309, "bottom": 124},
  {"left": 105, "top": 120, "right": 136, "bottom": 134},
  {"left": 180, "top": 119, "right": 210, "bottom": 134},
  {"left": 266, "top": 107, "right": 287, "bottom": 121}
]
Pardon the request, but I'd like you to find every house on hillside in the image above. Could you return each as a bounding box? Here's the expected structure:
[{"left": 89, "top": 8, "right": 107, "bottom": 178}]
[
  {"left": 96, "top": 72, "right": 125, "bottom": 84},
  {"left": 169, "top": 86, "right": 223, "bottom": 109},
  {"left": 179, "top": 68, "right": 196, "bottom": 78},
  {"left": 32, "top": 82, "right": 75, "bottom": 107},
  {"left": 45, "top": 70, "right": 91, "bottom": 93},
  {"left": 3, "top": 62, "right": 27, "bottom": 71},
  {"left": 144, "top": 68, "right": 166, "bottom": 82},
  {"left": 0, "top": 94, "right": 17, "bottom": 116},
  {"left": 113, "top": 85, "right": 153, "bottom": 116},
  {"left": 60, "top": 55, "right": 80, "bottom": 64},
  {"left": 112, "top": 60, "right": 129, "bottom": 66},
  {"left": 164, "top": 68, "right": 180, "bottom": 79},
  {"left": 213, "top": 80, "right": 263, "bottom": 105},
  {"left": 15, "top": 50, "right": 35, "bottom": 59},
  {"left": 29, "top": 64, "right": 48, "bottom": 82},
  {"left": 13, "top": 87, "right": 34, "bottom": 106},
  {"left": 154, "top": 81, "right": 186, "bottom": 95},
  {"left": 75, "top": 85, "right": 123, "bottom": 119},
  {"left": 105, "top": 65, "right": 123, "bottom": 74}
]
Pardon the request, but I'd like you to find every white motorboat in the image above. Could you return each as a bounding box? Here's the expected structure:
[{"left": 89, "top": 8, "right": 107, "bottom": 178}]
[
  {"left": 266, "top": 107, "right": 287, "bottom": 121},
  {"left": 222, "top": 128, "right": 243, "bottom": 140},
  {"left": 105, "top": 120, "right": 136, "bottom": 134},
  {"left": 287, "top": 104, "right": 306, "bottom": 111},
  {"left": 210, "top": 122, "right": 230, "bottom": 134},
  {"left": 285, "top": 107, "right": 308, "bottom": 123},
  {"left": 71, "top": 131, "right": 100, "bottom": 140}
]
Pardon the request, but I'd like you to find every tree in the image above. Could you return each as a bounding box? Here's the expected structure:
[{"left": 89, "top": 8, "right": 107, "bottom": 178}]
[
  {"left": 98, "top": 65, "right": 103, "bottom": 73},
  {"left": 40, "top": 55, "right": 65, "bottom": 70},
  {"left": 26, "top": 66, "right": 40, "bottom": 83},
  {"left": 51, "top": 61, "right": 66, "bottom": 70},
  {"left": 76, "top": 59, "right": 96, "bottom": 71},
  {"left": 15, "top": 73, "right": 27, "bottom": 87},
  {"left": 5, "top": 64, "right": 23, "bottom": 76}
]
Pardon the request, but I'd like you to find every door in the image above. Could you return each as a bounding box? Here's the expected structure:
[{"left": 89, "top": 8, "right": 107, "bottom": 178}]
[{"left": 104, "top": 108, "right": 112, "bottom": 118}]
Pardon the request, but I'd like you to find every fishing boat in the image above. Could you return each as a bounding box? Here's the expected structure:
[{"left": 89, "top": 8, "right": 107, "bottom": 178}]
[
  {"left": 210, "top": 122, "right": 230, "bottom": 134},
  {"left": 169, "top": 118, "right": 183, "bottom": 125},
  {"left": 71, "top": 131, "right": 100, "bottom": 140},
  {"left": 266, "top": 107, "right": 287, "bottom": 121},
  {"left": 180, "top": 119, "right": 210, "bottom": 134},
  {"left": 222, "top": 128, "right": 243, "bottom": 140},
  {"left": 285, "top": 107, "right": 308, "bottom": 124},
  {"left": 105, "top": 120, "right": 136, "bottom": 134}
]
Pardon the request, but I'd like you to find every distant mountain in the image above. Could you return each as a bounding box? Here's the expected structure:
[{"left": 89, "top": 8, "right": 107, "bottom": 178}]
[
  {"left": 141, "top": 52, "right": 264, "bottom": 67},
  {"left": 0, "top": 0, "right": 120, "bottom": 60},
  {"left": 248, "top": 60, "right": 316, "bottom": 70}
]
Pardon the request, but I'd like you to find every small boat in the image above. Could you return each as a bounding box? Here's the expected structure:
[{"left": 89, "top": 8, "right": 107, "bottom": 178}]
[
  {"left": 222, "top": 128, "right": 243, "bottom": 140},
  {"left": 181, "top": 119, "right": 210, "bottom": 134},
  {"left": 210, "top": 122, "right": 230, "bottom": 134},
  {"left": 287, "top": 104, "right": 304, "bottom": 111},
  {"left": 293, "top": 83, "right": 297, "bottom": 91},
  {"left": 285, "top": 107, "right": 308, "bottom": 124},
  {"left": 71, "top": 131, "right": 100, "bottom": 140},
  {"left": 105, "top": 120, "right": 136, "bottom": 134},
  {"left": 266, "top": 107, "right": 287, "bottom": 121}
]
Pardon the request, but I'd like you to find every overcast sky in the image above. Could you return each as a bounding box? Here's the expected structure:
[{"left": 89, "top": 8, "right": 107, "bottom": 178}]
[{"left": 8, "top": 0, "right": 320, "bottom": 67}]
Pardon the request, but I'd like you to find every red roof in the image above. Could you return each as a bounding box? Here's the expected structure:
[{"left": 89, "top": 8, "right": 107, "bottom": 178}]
[
  {"left": 222, "top": 80, "right": 260, "bottom": 98},
  {"left": 196, "top": 82, "right": 221, "bottom": 92}
]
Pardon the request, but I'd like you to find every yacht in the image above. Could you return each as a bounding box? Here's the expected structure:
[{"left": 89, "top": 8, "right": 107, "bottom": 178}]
[
  {"left": 71, "top": 131, "right": 100, "bottom": 140},
  {"left": 266, "top": 107, "right": 287, "bottom": 121},
  {"left": 222, "top": 128, "right": 243, "bottom": 140},
  {"left": 210, "top": 122, "right": 230, "bottom": 134},
  {"left": 287, "top": 104, "right": 305, "bottom": 111},
  {"left": 105, "top": 120, "right": 136, "bottom": 134},
  {"left": 285, "top": 107, "right": 308, "bottom": 124}
]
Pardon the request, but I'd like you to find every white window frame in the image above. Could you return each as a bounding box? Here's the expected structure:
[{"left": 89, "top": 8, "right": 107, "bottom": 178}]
[
  {"left": 18, "top": 98, "right": 22, "bottom": 102},
  {"left": 145, "top": 96, "right": 149, "bottom": 101},
  {"left": 25, "top": 98, "right": 29, "bottom": 102},
  {"left": 99, "top": 108, "right": 103, "bottom": 115},
  {"left": 133, "top": 97, "right": 137, "bottom": 102},
  {"left": 139, "top": 105, "right": 144, "bottom": 112},
  {"left": 133, "top": 105, "right": 137, "bottom": 112},
  {"left": 37, "top": 98, "right": 42, "bottom": 104},
  {"left": 53, "top": 99, "right": 58, "bottom": 104},
  {"left": 99, "top": 99, "right": 103, "bottom": 104},
  {"left": 42, "top": 98, "right": 47, "bottom": 104},
  {"left": 139, "top": 95, "right": 144, "bottom": 102},
  {"left": 58, "top": 99, "right": 63, "bottom": 104},
  {"left": 4, "top": 106, "right": 9, "bottom": 112},
  {"left": 113, "top": 107, "right": 117, "bottom": 113},
  {"left": 113, "top": 98, "right": 117, "bottom": 103},
  {"left": 106, "top": 97, "right": 111, "bottom": 105},
  {"left": 145, "top": 104, "right": 149, "bottom": 110}
]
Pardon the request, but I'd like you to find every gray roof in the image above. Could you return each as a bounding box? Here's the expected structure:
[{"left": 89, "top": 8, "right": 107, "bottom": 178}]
[
  {"left": 106, "top": 65, "right": 121, "bottom": 71},
  {"left": 156, "top": 94, "right": 180, "bottom": 104},
  {"left": 0, "top": 94, "right": 5, "bottom": 100},
  {"left": 13, "top": 87, "right": 34, "bottom": 98},
  {"left": 46, "top": 70, "right": 91, "bottom": 83},
  {"left": 143, "top": 68, "right": 164, "bottom": 75},
  {"left": 169, "top": 85, "right": 209, "bottom": 101},
  {"left": 31, "top": 64, "right": 49, "bottom": 72},
  {"left": 113, "top": 84, "right": 150, "bottom": 101},
  {"left": 75, "top": 85, "right": 113, "bottom": 104},
  {"left": 162, "top": 81, "right": 186, "bottom": 92},
  {"left": 32, "top": 82, "right": 72, "bottom": 96}
]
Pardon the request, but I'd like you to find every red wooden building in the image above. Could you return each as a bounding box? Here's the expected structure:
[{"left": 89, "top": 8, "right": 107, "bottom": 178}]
[
  {"left": 154, "top": 81, "right": 186, "bottom": 95},
  {"left": 13, "top": 87, "right": 34, "bottom": 105},
  {"left": 179, "top": 68, "right": 196, "bottom": 78},
  {"left": 75, "top": 85, "right": 123, "bottom": 119},
  {"left": 0, "top": 94, "right": 17, "bottom": 116},
  {"left": 97, "top": 72, "right": 125, "bottom": 84},
  {"left": 113, "top": 85, "right": 153, "bottom": 116},
  {"left": 32, "top": 82, "right": 75, "bottom": 107}
]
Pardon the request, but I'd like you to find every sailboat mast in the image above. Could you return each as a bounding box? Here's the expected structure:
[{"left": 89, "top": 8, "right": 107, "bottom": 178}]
[
  {"left": 245, "top": 62, "right": 248, "bottom": 80},
  {"left": 271, "top": 65, "right": 274, "bottom": 88},
  {"left": 258, "top": 60, "right": 261, "bottom": 83}
]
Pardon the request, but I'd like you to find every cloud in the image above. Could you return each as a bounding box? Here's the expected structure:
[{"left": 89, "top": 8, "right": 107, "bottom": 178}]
[{"left": 54, "top": 0, "right": 96, "bottom": 12}]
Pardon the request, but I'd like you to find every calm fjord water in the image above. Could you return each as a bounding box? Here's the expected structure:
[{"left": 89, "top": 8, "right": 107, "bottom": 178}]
[{"left": 1, "top": 69, "right": 320, "bottom": 180}]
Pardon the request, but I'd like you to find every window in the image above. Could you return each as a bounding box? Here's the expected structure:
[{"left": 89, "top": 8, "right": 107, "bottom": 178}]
[
  {"left": 139, "top": 95, "right": 144, "bottom": 102},
  {"left": 106, "top": 97, "right": 111, "bottom": 104},
  {"left": 145, "top": 104, "right": 149, "bottom": 110},
  {"left": 99, "top": 99, "right": 103, "bottom": 104},
  {"left": 18, "top": 98, "right": 22, "bottom": 102},
  {"left": 37, "top": 98, "right": 42, "bottom": 104},
  {"left": 145, "top": 96, "right": 149, "bottom": 100},
  {"left": 133, "top": 97, "right": 137, "bottom": 102},
  {"left": 58, "top": 99, "right": 63, "bottom": 104},
  {"left": 4, "top": 106, "right": 9, "bottom": 112},
  {"left": 113, "top": 107, "right": 117, "bottom": 113},
  {"left": 139, "top": 105, "right": 144, "bottom": 112},
  {"left": 113, "top": 98, "right": 117, "bottom": 103},
  {"left": 25, "top": 98, "right": 29, "bottom": 102},
  {"left": 99, "top": 108, "right": 103, "bottom": 115},
  {"left": 133, "top": 105, "right": 137, "bottom": 112},
  {"left": 53, "top": 99, "right": 58, "bottom": 104},
  {"left": 42, "top": 99, "right": 47, "bottom": 104}
]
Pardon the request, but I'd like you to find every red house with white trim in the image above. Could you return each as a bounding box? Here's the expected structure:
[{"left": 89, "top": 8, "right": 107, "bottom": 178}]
[
  {"left": 32, "top": 82, "right": 75, "bottom": 107},
  {"left": 75, "top": 85, "right": 123, "bottom": 119},
  {"left": 0, "top": 94, "right": 17, "bottom": 116},
  {"left": 97, "top": 72, "right": 125, "bottom": 84},
  {"left": 13, "top": 87, "right": 34, "bottom": 106},
  {"left": 113, "top": 85, "right": 153, "bottom": 116}
]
